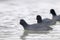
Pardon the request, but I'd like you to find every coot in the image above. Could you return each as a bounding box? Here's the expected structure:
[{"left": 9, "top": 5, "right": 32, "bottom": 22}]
[
  {"left": 36, "top": 15, "right": 56, "bottom": 26},
  {"left": 50, "top": 9, "right": 60, "bottom": 21},
  {"left": 20, "top": 19, "right": 52, "bottom": 31}
]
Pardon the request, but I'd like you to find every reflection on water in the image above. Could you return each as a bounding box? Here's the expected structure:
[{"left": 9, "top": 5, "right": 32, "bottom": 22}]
[{"left": 21, "top": 30, "right": 52, "bottom": 40}]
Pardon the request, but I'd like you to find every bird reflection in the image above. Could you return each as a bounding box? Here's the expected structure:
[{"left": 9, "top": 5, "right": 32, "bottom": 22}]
[{"left": 21, "top": 30, "right": 51, "bottom": 40}]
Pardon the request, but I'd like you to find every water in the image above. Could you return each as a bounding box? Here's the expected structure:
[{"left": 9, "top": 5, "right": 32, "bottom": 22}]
[{"left": 0, "top": 0, "right": 60, "bottom": 40}]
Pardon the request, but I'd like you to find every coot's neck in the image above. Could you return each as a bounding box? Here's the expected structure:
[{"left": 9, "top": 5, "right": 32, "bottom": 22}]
[
  {"left": 37, "top": 19, "right": 42, "bottom": 23},
  {"left": 51, "top": 12, "right": 57, "bottom": 17},
  {"left": 36, "top": 15, "right": 42, "bottom": 23},
  {"left": 50, "top": 9, "right": 57, "bottom": 16},
  {"left": 20, "top": 20, "right": 29, "bottom": 29},
  {"left": 22, "top": 22, "right": 28, "bottom": 28}
]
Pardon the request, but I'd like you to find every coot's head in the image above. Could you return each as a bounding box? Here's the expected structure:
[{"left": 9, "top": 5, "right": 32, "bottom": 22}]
[
  {"left": 36, "top": 15, "right": 42, "bottom": 23},
  {"left": 50, "top": 9, "right": 57, "bottom": 16},
  {"left": 20, "top": 19, "right": 28, "bottom": 27}
]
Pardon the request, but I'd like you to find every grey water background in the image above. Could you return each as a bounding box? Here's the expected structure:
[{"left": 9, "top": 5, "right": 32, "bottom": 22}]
[{"left": 0, "top": 0, "right": 60, "bottom": 40}]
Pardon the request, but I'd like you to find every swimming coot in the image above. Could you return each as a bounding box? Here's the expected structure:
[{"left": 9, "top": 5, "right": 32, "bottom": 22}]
[
  {"left": 36, "top": 15, "right": 56, "bottom": 26},
  {"left": 50, "top": 9, "right": 60, "bottom": 21},
  {"left": 20, "top": 19, "right": 52, "bottom": 31}
]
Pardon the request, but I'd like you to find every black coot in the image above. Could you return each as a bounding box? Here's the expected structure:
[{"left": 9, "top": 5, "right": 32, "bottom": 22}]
[
  {"left": 20, "top": 19, "right": 52, "bottom": 31},
  {"left": 50, "top": 9, "right": 60, "bottom": 21},
  {"left": 36, "top": 15, "right": 56, "bottom": 26}
]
